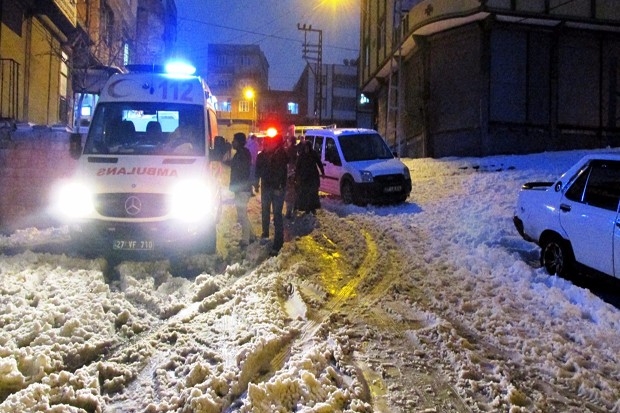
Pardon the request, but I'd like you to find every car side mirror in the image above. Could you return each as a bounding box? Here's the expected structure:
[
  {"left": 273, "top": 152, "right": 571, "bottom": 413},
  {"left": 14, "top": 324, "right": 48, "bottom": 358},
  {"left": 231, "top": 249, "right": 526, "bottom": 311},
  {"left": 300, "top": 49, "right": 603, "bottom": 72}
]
[{"left": 69, "top": 132, "right": 83, "bottom": 160}]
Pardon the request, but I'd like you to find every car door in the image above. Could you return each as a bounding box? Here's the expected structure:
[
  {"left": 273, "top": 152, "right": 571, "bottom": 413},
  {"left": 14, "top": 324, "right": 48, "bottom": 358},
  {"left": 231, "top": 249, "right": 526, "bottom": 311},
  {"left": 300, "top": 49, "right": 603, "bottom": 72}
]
[
  {"left": 309, "top": 135, "right": 326, "bottom": 192},
  {"left": 560, "top": 160, "right": 620, "bottom": 276},
  {"left": 322, "top": 137, "right": 342, "bottom": 195}
]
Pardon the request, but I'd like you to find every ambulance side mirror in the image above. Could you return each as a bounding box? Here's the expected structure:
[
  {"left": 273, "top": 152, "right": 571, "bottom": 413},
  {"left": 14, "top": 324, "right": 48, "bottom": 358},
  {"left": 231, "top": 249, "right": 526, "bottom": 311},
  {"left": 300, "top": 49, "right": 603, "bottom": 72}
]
[{"left": 69, "top": 133, "right": 83, "bottom": 160}]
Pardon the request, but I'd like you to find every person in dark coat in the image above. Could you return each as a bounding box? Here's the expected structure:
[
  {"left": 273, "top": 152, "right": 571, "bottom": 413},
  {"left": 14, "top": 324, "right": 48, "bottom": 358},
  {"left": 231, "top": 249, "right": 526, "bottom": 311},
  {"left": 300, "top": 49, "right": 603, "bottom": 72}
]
[
  {"left": 284, "top": 135, "right": 298, "bottom": 219},
  {"left": 295, "top": 140, "right": 324, "bottom": 214},
  {"left": 255, "top": 134, "right": 289, "bottom": 255},
  {"left": 227, "top": 132, "right": 255, "bottom": 246}
]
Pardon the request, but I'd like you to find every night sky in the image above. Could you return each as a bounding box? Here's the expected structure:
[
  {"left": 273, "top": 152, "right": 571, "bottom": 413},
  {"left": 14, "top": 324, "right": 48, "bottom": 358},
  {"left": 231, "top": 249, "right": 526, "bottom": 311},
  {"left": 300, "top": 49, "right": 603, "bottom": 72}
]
[{"left": 174, "top": 0, "right": 360, "bottom": 90}]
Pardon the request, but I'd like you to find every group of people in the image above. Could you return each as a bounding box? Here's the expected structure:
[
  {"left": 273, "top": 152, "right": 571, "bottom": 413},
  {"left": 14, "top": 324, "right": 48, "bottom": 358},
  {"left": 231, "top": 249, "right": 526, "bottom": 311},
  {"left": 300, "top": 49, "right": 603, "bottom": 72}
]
[{"left": 225, "top": 126, "right": 324, "bottom": 256}]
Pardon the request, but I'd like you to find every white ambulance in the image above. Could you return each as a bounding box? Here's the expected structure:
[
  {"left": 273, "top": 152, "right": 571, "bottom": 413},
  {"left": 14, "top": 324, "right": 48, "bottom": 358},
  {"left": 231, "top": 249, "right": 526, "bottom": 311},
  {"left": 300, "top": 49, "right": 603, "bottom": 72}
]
[{"left": 53, "top": 63, "right": 221, "bottom": 257}]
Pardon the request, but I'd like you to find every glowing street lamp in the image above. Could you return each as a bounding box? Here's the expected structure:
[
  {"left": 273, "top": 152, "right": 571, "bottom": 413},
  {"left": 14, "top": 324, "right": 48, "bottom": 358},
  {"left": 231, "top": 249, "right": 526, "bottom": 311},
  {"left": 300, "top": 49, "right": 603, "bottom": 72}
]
[
  {"left": 244, "top": 88, "right": 256, "bottom": 132},
  {"left": 244, "top": 88, "right": 255, "bottom": 100}
]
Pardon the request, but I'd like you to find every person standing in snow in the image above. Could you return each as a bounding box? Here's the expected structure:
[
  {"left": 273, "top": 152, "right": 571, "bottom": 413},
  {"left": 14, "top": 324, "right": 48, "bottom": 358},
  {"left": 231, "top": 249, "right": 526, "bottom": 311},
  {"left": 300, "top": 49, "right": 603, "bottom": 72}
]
[
  {"left": 284, "top": 134, "right": 298, "bottom": 219},
  {"left": 255, "top": 134, "right": 289, "bottom": 256},
  {"left": 226, "top": 132, "right": 255, "bottom": 247},
  {"left": 295, "top": 140, "right": 324, "bottom": 215},
  {"left": 246, "top": 134, "right": 260, "bottom": 194}
]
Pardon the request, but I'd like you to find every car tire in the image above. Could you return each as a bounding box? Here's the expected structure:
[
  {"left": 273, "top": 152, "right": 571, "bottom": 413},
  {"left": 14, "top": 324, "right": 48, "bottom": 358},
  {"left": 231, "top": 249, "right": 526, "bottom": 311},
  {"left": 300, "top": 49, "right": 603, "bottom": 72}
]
[
  {"left": 540, "top": 235, "right": 574, "bottom": 277},
  {"left": 341, "top": 179, "right": 355, "bottom": 205}
]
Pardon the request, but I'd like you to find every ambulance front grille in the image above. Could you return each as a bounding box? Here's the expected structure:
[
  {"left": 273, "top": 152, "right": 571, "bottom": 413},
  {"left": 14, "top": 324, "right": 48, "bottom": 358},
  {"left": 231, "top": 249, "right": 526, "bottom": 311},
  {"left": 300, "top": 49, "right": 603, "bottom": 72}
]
[{"left": 94, "top": 193, "right": 169, "bottom": 218}]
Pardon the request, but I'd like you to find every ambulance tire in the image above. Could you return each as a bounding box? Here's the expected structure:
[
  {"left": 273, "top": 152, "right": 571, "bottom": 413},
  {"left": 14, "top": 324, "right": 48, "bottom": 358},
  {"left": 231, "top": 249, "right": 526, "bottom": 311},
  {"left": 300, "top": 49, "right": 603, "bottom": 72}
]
[
  {"left": 203, "top": 227, "right": 217, "bottom": 255},
  {"left": 190, "top": 226, "right": 216, "bottom": 255}
]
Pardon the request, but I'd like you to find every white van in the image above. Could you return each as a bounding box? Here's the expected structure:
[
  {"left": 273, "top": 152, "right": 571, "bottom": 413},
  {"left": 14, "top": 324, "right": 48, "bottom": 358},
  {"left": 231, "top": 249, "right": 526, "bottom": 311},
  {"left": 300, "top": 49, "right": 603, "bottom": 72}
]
[
  {"left": 53, "top": 63, "right": 221, "bottom": 257},
  {"left": 302, "top": 128, "right": 412, "bottom": 205}
]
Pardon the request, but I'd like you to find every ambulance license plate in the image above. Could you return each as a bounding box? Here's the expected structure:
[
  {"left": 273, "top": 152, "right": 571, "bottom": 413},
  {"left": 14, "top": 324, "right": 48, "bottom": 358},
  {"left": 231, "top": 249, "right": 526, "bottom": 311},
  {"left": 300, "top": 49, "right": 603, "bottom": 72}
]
[
  {"left": 384, "top": 185, "right": 402, "bottom": 193},
  {"left": 113, "top": 240, "right": 154, "bottom": 251}
]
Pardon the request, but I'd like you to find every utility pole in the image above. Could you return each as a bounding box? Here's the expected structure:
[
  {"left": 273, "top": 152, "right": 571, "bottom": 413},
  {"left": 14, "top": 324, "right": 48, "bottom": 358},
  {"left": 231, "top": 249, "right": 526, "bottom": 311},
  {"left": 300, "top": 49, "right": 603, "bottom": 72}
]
[{"left": 297, "top": 23, "right": 323, "bottom": 124}]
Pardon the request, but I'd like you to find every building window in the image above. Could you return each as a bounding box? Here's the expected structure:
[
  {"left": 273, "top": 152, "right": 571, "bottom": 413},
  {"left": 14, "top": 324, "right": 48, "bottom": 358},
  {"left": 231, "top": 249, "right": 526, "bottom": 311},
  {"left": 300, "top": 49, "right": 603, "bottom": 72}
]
[
  {"left": 1, "top": 1, "right": 23, "bottom": 35},
  {"left": 217, "top": 79, "right": 232, "bottom": 88},
  {"left": 287, "top": 102, "right": 299, "bottom": 114},
  {"left": 59, "top": 52, "right": 69, "bottom": 123},
  {"left": 333, "top": 97, "right": 356, "bottom": 111},
  {"left": 101, "top": 3, "right": 114, "bottom": 46},
  {"left": 239, "top": 100, "right": 250, "bottom": 112},
  {"left": 221, "top": 100, "right": 232, "bottom": 112},
  {"left": 123, "top": 42, "right": 130, "bottom": 65},
  {"left": 59, "top": 52, "right": 68, "bottom": 98}
]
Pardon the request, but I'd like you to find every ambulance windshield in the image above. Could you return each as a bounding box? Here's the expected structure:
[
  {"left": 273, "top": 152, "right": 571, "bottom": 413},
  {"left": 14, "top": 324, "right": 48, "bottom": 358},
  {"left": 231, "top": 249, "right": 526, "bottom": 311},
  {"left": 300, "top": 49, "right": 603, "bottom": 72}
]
[{"left": 84, "top": 102, "right": 205, "bottom": 156}]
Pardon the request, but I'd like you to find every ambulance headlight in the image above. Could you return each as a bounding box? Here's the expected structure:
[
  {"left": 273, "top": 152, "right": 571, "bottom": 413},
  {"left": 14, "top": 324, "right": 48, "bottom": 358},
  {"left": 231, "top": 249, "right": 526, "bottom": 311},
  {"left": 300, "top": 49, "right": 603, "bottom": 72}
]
[
  {"left": 52, "top": 181, "right": 95, "bottom": 219},
  {"left": 169, "top": 179, "right": 217, "bottom": 222},
  {"left": 360, "top": 170, "right": 374, "bottom": 183}
]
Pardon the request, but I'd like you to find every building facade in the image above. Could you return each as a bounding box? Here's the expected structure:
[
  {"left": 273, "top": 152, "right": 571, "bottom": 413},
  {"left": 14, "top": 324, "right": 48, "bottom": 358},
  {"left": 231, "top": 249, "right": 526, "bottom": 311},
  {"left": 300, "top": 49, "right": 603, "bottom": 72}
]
[
  {"left": 360, "top": 0, "right": 620, "bottom": 158},
  {"left": 0, "top": 0, "right": 174, "bottom": 131},
  {"left": 0, "top": 0, "right": 83, "bottom": 127},
  {"left": 134, "top": 0, "right": 176, "bottom": 65},
  {"left": 294, "top": 61, "right": 359, "bottom": 128},
  {"left": 203, "top": 44, "right": 270, "bottom": 139},
  {"left": 257, "top": 89, "right": 304, "bottom": 134}
]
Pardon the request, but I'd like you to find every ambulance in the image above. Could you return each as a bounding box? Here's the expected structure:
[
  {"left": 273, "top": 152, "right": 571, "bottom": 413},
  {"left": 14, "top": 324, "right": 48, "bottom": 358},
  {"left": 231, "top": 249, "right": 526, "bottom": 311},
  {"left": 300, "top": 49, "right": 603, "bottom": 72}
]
[{"left": 53, "top": 62, "right": 221, "bottom": 257}]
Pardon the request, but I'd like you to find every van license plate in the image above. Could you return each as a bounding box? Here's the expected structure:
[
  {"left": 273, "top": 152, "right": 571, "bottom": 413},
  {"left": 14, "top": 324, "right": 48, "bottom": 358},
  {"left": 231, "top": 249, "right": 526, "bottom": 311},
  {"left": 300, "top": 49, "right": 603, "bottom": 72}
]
[
  {"left": 384, "top": 185, "right": 402, "bottom": 193},
  {"left": 113, "top": 240, "right": 154, "bottom": 250}
]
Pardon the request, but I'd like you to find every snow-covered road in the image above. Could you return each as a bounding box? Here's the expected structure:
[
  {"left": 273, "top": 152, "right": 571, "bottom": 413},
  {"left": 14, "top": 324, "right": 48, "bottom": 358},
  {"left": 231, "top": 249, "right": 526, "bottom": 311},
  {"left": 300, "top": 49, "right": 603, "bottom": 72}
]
[{"left": 2, "top": 149, "right": 620, "bottom": 412}]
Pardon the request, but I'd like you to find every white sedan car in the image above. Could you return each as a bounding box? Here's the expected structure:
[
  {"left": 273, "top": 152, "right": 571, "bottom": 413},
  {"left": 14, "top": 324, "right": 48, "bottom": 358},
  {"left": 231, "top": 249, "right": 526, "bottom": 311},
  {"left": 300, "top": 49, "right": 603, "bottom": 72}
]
[{"left": 514, "top": 153, "right": 620, "bottom": 278}]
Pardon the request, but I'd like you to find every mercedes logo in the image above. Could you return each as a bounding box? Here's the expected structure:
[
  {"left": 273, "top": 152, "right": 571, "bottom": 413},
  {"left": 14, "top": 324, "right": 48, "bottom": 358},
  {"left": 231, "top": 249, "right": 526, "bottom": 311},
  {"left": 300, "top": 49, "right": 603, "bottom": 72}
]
[{"left": 124, "top": 196, "right": 142, "bottom": 216}]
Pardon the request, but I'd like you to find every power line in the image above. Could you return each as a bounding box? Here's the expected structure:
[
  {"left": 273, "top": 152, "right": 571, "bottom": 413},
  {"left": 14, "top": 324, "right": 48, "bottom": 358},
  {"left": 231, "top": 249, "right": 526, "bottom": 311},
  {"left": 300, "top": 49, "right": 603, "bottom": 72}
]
[{"left": 178, "top": 17, "right": 359, "bottom": 53}]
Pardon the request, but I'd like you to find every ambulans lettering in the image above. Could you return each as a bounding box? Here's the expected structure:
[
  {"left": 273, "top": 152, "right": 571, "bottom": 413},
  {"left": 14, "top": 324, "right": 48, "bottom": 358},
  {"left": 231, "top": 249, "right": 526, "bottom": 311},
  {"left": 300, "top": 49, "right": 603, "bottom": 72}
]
[{"left": 97, "top": 167, "right": 178, "bottom": 177}]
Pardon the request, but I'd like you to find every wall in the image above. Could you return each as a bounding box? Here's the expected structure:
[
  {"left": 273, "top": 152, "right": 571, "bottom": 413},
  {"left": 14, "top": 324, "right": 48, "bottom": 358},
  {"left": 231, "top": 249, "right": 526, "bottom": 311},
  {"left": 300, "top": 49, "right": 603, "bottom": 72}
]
[
  {"left": 0, "top": 3, "right": 68, "bottom": 125},
  {"left": 0, "top": 129, "right": 78, "bottom": 233}
]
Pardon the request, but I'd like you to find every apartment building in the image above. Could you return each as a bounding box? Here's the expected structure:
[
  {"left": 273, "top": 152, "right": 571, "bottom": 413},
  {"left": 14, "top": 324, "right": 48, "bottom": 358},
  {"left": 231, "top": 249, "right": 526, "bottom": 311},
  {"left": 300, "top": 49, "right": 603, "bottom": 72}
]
[
  {"left": 200, "top": 44, "right": 269, "bottom": 138},
  {"left": 294, "top": 61, "right": 359, "bottom": 128},
  {"left": 0, "top": 0, "right": 173, "bottom": 131},
  {"left": 361, "top": 0, "right": 620, "bottom": 158}
]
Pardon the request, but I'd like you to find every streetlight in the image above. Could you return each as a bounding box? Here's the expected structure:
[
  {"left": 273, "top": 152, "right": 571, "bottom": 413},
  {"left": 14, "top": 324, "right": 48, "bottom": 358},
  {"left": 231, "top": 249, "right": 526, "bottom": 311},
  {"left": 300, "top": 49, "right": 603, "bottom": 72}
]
[{"left": 244, "top": 88, "right": 256, "bottom": 133}]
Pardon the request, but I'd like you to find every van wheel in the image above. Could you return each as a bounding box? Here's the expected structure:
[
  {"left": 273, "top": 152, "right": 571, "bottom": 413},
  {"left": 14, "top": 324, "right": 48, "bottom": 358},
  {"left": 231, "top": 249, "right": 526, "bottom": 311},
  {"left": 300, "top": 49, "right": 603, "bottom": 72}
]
[
  {"left": 540, "top": 235, "right": 574, "bottom": 277},
  {"left": 341, "top": 180, "right": 354, "bottom": 204}
]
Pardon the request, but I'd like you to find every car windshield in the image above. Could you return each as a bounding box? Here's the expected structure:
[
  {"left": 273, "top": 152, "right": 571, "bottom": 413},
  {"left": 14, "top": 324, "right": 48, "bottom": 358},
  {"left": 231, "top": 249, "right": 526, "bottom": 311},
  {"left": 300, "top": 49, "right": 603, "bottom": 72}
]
[
  {"left": 338, "top": 133, "right": 394, "bottom": 162},
  {"left": 84, "top": 102, "right": 205, "bottom": 156}
]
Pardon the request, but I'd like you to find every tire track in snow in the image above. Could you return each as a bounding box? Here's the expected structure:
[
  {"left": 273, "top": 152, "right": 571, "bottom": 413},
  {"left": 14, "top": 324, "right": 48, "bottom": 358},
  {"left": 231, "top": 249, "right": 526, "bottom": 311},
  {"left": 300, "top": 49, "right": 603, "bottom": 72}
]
[{"left": 282, "top": 211, "right": 471, "bottom": 412}]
